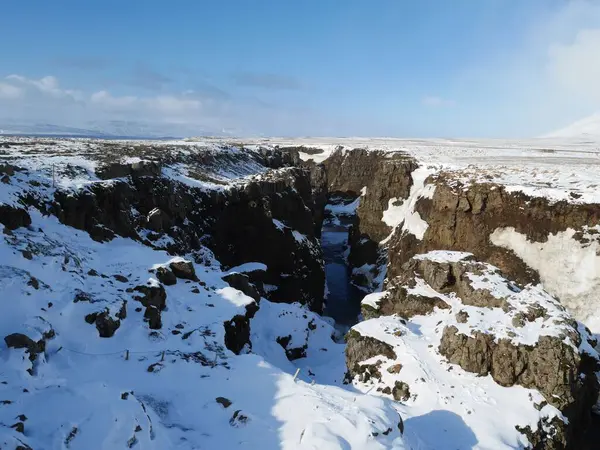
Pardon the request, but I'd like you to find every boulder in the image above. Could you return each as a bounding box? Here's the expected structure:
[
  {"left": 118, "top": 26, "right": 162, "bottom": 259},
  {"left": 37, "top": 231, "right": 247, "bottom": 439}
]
[
  {"left": 222, "top": 273, "right": 260, "bottom": 302},
  {"left": 94, "top": 311, "right": 121, "bottom": 338},
  {"left": 4, "top": 333, "right": 44, "bottom": 361},
  {"left": 144, "top": 306, "right": 162, "bottom": 329},
  {"left": 223, "top": 303, "right": 259, "bottom": 355},
  {"left": 133, "top": 282, "right": 167, "bottom": 310},
  {"left": 169, "top": 259, "right": 198, "bottom": 281},
  {"left": 156, "top": 266, "right": 177, "bottom": 286}
]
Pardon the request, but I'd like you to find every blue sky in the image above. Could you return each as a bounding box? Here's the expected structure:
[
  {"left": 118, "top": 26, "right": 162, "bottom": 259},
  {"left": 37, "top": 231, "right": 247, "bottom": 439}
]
[{"left": 1, "top": 0, "right": 599, "bottom": 137}]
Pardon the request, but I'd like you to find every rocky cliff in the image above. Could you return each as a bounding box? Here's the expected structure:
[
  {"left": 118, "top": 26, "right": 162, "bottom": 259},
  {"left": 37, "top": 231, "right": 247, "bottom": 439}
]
[{"left": 313, "top": 145, "right": 600, "bottom": 449}]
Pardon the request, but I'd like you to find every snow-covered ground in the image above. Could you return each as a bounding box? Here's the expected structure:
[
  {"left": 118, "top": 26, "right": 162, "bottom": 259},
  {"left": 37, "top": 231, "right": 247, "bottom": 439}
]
[
  {"left": 1, "top": 136, "right": 599, "bottom": 449},
  {"left": 0, "top": 141, "right": 409, "bottom": 449}
]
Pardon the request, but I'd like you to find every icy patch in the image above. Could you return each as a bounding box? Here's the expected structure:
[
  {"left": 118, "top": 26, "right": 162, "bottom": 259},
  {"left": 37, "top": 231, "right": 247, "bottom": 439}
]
[
  {"left": 227, "top": 262, "right": 268, "bottom": 273},
  {"left": 382, "top": 165, "right": 436, "bottom": 242},
  {"left": 413, "top": 250, "right": 473, "bottom": 263},
  {"left": 215, "top": 287, "right": 256, "bottom": 308},
  {"left": 490, "top": 226, "right": 600, "bottom": 332},
  {"left": 361, "top": 291, "right": 389, "bottom": 310},
  {"left": 273, "top": 219, "right": 285, "bottom": 232}
]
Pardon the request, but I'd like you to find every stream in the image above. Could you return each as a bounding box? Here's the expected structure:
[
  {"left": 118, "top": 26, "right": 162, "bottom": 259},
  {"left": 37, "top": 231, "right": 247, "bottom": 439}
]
[{"left": 320, "top": 196, "right": 365, "bottom": 328}]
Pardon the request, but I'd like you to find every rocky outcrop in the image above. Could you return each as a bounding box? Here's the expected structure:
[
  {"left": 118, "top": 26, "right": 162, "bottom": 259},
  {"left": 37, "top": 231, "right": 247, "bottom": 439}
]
[
  {"left": 4, "top": 333, "right": 45, "bottom": 361},
  {"left": 320, "top": 149, "right": 418, "bottom": 292},
  {"left": 345, "top": 329, "right": 397, "bottom": 377},
  {"left": 85, "top": 310, "right": 122, "bottom": 338},
  {"left": 50, "top": 159, "right": 325, "bottom": 312},
  {"left": 355, "top": 251, "right": 599, "bottom": 450},
  {"left": 388, "top": 179, "right": 600, "bottom": 286},
  {"left": 222, "top": 273, "right": 260, "bottom": 302},
  {"left": 96, "top": 160, "right": 162, "bottom": 180},
  {"left": 224, "top": 303, "right": 259, "bottom": 355},
  {"left": 155, "top": 266, "right": 177, "bottom": 285},
  {"left": 169, "top": 259, "right": 198, "bottom": 281},
  {"left": 323, "top": 149, "right": 417, "bottom": 242},
  {"left": 303, "top": 161, "right": 328, "bottom": 236},
  {"left": 0, "top": 205, "right": 31, "bottom": 230}
]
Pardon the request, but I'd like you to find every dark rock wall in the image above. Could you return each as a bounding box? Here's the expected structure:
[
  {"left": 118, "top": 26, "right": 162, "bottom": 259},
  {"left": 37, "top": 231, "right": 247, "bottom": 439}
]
[
  {"left": 388, "top": 179, "right": 600, "bottom": 286},
  {"left": 48, "top": 152, "right": 325, "bottom": 312}
]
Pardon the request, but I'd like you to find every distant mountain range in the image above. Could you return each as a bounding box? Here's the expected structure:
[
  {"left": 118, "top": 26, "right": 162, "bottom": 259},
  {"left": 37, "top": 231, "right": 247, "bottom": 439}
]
[{"left": 0, "top": 120, "right": 229, "bottom": 140}]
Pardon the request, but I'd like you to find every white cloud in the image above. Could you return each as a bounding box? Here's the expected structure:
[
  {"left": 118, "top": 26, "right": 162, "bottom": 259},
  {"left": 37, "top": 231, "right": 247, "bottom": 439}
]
[
  {"left": 0, "top": 82, "right": 22, "bottom": 99},
  {"left": 422, "top": 96, "right": 454, "bottom": 107},
  {"left": 0, "top": 73, "right": 328, "bottom": 137},
  {"left": 6, "top": 74, "right": 82, "bottom": 100},
  {"left": 90, "top": 90, "right": 138, "bottom": 109}
]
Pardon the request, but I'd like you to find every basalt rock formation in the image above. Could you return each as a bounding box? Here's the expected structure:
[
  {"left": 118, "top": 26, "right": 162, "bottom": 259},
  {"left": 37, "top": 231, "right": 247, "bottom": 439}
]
[
  {"left": 388, "top": 178, "right": 600, "bottom": 286},
  {"left": 49, "top": 152, "right": 324, "bottom": 312},
  {"left": 350, "top": 252, "right": 599, "bottom": 449}
]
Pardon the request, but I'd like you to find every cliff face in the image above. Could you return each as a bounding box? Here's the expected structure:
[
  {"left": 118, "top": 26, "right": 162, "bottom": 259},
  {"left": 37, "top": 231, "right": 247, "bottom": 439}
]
[
  {"left": 16, "top": 145, "right": 325, "bottom": 312},
  {"left": 323, "top": 149, "right": 417, "bottom": 242},
  {"left": 389, "top": 178, "right": 600, "bottom": 283},
  {"left": 319, "top": 147, "right": 600, "bottom": 448}
]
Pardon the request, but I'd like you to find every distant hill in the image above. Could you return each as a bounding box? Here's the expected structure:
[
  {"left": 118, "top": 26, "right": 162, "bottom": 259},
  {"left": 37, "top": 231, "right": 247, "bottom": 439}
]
[{"left": 544, "top": 113, "right": 600, "bottom": 139}]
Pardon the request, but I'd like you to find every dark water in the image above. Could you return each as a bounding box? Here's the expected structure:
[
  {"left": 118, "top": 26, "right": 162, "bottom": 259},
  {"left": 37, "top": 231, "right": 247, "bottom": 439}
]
[{"left": 321, "top": 222, "right": 364, "bottom": 326}]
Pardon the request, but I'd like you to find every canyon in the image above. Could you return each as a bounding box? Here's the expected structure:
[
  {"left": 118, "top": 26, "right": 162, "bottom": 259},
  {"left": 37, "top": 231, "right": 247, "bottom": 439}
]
[{"left": 0, "top": 136, "right": 598, "bottom": 449}]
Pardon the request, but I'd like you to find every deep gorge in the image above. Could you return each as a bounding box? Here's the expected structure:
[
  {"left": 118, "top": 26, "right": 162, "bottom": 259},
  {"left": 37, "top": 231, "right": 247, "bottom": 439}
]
[{"left": 1, "top": 140, "right": 599, "bottom": 449}]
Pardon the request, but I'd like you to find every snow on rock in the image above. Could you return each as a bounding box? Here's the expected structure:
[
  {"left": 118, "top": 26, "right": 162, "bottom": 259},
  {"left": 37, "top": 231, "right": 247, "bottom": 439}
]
[
  {"left": 349, "top": 251, "right": 599, "bottom": 449},
  {"left": 362, "top": 291, "right": 389, "bottom": 310},
  {"left": 227, "top": 261, "right": 268, "bottom": 273},
  {"left": 490, "top": 226, "right": 600, "bottom": 333},
  {"left": 381, "top": 165, "right": 436, "bottom": 242},
  {"left": 0, "top": 139, "right": 408, "bottom": 450}
]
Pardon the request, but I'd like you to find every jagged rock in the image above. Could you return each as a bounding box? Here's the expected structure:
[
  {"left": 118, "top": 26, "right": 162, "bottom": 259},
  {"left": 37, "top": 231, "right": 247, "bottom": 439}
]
[
  {"left": 4, "top": 333, "right": 44, "bottom": 362},
  {"left": 439, "top": 327, "right": 596, "bottom": 412},
  {"left": 96, "top": 161, "right": 161, "bottom": 180},
  {"left": 156, "top": 266, "right": 177, "bottom": 286},
  {"left": 169, "top": 259, "right": 198, "bottom": 281},
  {"left": 345, "top": 329, "right": 397, "bottom": 377},
  {"left": 222, "top": 273, "right": 260, "bottom": 302},
  {"left": 0, "top": 204, "right": 31, "bottom": 230},
  {"left": 144, "top": 306, "right": 162, "bottom": 329},
  {"left": 366, "top": 251, "right": 599, "bottom": 449},
  {"left": 216, "top": 397, "right": 232, "bottom": 408},
  {"left": 303, "top": 161, "right": 328, "bottom": 236},
  {"left": 323, "top": 148, "right": 418, "bottom": 241},
  {"left": 276, "top": 335, "right": 307, "bottom": 361},
  {"left": 516, "top": 416, "right": 569, "bottom": 450},
  {"left": 133, "top": 282, "right": 167, "bottom": 310},
  {"left": 93, "top": 310, "right": 121, "bottom": 338},
  {"left": 370, "top": 253, "right": 517, "bottom": 319},
  {"left": 388, "top": 180, "right": 600, "bottom": 287},
  {"left": 117, "top": 301, "right": 127, "bottom": 320},
  {"left": 146, "top": 208, "right": 170, "bottom": 232},
  {"left": 392, "top": 381, "right": 411, "bottom": 402},
  {"left": 0, "top": 163, "right": 15, "bottom": 176},
  {"left": 223, "top": 303, "right": 259, "bottom": 355}
]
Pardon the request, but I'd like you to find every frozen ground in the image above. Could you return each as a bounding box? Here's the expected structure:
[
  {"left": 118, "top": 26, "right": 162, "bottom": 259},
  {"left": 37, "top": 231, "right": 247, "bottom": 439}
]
[{"left": 1, "top": 136, "right": 599, "bottom": 449}]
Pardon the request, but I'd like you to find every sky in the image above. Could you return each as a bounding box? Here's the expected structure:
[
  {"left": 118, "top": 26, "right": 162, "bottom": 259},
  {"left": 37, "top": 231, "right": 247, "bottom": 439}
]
[{"left": 1, "top": 0, "right": 600, "bottom": 138}]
